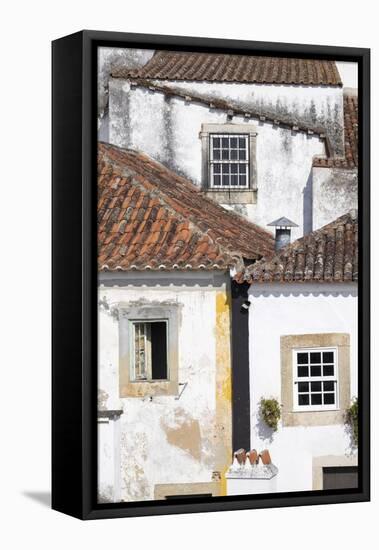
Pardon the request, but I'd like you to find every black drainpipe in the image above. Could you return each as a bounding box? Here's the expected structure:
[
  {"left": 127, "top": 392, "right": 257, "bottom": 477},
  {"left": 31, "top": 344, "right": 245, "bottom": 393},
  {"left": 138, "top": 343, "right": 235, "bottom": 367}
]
[{"left": 231, "top": 279, "right": 251, "bottom": 452}]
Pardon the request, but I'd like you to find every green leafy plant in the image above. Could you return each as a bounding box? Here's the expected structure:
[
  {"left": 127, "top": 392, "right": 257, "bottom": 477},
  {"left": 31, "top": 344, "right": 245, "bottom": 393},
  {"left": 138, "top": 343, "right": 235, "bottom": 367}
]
[
  {"left": 259, "top": 397, "right": 281, "bottom": 431},
  {"left": 346, "top": 398, "right": 358, "bottom": 446}
]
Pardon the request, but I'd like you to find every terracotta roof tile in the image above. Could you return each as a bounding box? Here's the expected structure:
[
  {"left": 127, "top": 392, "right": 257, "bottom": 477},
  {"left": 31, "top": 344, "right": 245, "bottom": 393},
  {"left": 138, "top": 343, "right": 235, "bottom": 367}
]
[
  {"left": 113, "top": 51, "right": 342, "bottom": 86},
  {"left": 235, "top": 211, "right": 358, "bottom": 284},
  {"left": 98, "top": 142, "right": 274, "bottom": 271},
  {"left": 313, "top": 94, "right": 358, "bottom": 168}
]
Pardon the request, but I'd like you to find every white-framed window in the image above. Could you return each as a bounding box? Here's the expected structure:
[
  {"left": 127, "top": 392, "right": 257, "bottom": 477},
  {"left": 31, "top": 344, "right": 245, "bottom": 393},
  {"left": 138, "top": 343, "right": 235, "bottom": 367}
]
[
  {"left": 293, "top": 347, "right": 338, "bottom": 411},
  {"left": 130, "top": 320, "right": 168, "bottom": 382},
  {"left": 209, "top": 134, "right": 249, "bottom": 188}
]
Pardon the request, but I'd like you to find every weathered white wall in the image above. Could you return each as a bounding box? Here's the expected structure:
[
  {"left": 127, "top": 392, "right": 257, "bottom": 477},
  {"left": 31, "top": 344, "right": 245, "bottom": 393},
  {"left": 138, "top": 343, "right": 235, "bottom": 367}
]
[
  {"left": 312, "top": 166, "right": 358, "bottom": 231},
  {"left": 97, "top": 417, "right": 121, "bottom": 503},
  {"left": 109, "top": 80, "right": 330, "bottom": 240},
  {"left": 248, "top": 283, "right": 358, "bottom": 493},
  {"left": 98, "top": 272, "right": 230, "bottom": 502}
]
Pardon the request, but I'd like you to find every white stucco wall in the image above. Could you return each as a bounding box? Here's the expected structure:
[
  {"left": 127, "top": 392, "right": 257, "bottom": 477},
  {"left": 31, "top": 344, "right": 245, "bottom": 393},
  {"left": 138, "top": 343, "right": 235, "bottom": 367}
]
[
  {"left": 248, "top": 283, "right": 358, "bottom": 493},
  {"left": 312, "top": 166, "right": 358, "bottom": 231},
  {"left": 98, "top": 272, "right": 231, "bottom": 502},
  {"left": 109, "top": 80, "right": 330, "bottom": 240}
]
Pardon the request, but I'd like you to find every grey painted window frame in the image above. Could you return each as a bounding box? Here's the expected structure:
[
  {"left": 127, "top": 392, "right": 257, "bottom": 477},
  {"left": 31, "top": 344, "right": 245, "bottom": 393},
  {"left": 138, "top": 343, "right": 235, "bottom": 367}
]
[
  {"left": 118, "top": 301, "right": 180, "bottom": 397},
  {"left": 199, "top": 123, "right": 258, "bottom": 202}
]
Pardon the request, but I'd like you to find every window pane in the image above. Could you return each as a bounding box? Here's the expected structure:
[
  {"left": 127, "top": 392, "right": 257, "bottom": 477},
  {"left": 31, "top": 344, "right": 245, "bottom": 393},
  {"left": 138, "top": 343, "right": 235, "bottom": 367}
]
[
  {"left": 231, "top": 149, "right": 238, "bottom": 160},
  {"left": 323, "top": 351, "right": 334, "bottom": 363},
  {"left": 323, "top": 365, "right": 334, "bottom": 376},
  {"left": 221, "top": 137, "right": 229, "bottom": 147},
  {"left": 299, "top": 394, "right": 309, "bottom": 405},
  {"left": 151, "top": 322, "right": 168, "bottom": 380},
  {"left": 231, "top": 164, "right": 238, "bottom": 174},
  {"left": 239, "top": 164, "right": 246, "bottom": 174},
  {"left": 230, "top": 137, "right": 238, "bottom": 147},
  {"left": 311, "top": 381, "right": 321, "bottom": 392},
  {"left": 222, "top": 149, "right": 229, "bottom": 160},
  {"left": 297, "top": 352, "right": 308, "bottom": 365},
  {"left": 311, "top": 394, "right": 322, "bottom": 405},
  {"left": 324, "top": 393, "right": 335, "bottom": 405},
  {"left": 213, "top": 137, "right": 220, "bottom": 147},
  {"left": 239, "top": 137, "right": 246, "bottom": 148},
  {"left": 323, "top": 381, "right": 335, "bottom": 392},
  {"left": 298, "top": 382, "right": 309, "bottom": 392},
  {"left": 297, "top": 366, "right": 308, "bottom": 377},
  {"left": 238, "top": 175, "right": 246, "bottom": 187},
  {"left": 239, "top": 150, "right": 246, "bottom": 160},
  {"left": 231, "top": 175, "right": 238, "bottom": 186},
  {"left": 213, "top": 175, "right": 221, "bottom": 186},
  {"left": 310, "top": 365, "right": 321, "bottom": 377},
  {"left": 222, "top": 175, "right": 229, "bottom": 186},
  {"left": 222, "top": 164, "right": 230, "bottom": 174},
  {"left": 213, "top": 163, "right": 221, "bottom": 174},
  {"left": 213, "top": 149, "right": 220, "bottom": 160},
  {"left": 310, "top": 352, "right": 321, "bottom": 363}
]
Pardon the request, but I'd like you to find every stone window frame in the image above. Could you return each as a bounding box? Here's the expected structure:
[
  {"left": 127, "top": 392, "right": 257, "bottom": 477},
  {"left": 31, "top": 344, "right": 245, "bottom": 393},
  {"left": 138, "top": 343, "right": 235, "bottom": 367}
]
[
  {"left": 281, "top": 333, "right": 351, "bottom": 427},
  {"left": 199, "top": 123, "right": 258, "bottom": 205},
  {"left": 118, "top": 301, "right": 180, "bottom": 398}
]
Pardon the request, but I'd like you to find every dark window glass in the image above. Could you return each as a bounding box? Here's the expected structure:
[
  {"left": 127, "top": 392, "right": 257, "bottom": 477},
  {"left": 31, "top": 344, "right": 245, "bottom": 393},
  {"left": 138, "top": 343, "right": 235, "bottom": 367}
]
[
  {"left": 239, "top": 150, "right": 246, "bottom": 160},
  {"left": 240, "top": 164, "right": 246, "bottom": 174},
  {"left": 323, "top": 351, "right": 334, "bottom": 363},
  {"left": 311, "top": 394, "right": 322, "bottom": 405},
  {"left": 213, "top": 175, "right": 220, "bottom": 186},
  {"left": 310, "top": 365, "right": 321, "bottom": 377},
  {"left": 222, "top": 149, "right": 229, "bottom": 160},
  {"left": 222, "top": 137, "right": 229, "bottom": 147},
  {"left": 239, "top": 175, "right": 246, "bottom": 186},
  {"left": 231, "top": 175, "right": 238, "bottom": 186},
  {"left": 213, "top": 163, "right": 221, "bottom": 174},
  {"left": 310, "top": 352, "right": 321, "bottom": 363},
  {"left": 230, "top": 137, "right": 238, "bottom": 147},
  {"left": 324, "top": 393, "right": 335, "bottom": 405},
  {"left": 213, "top": 137, "right": 220, "bottom": 147},
  {"left": 239, "top": 137, "right": 246, "bottom": 148},
  {"left": 222, "top": 164, "right": 230, "bottom": 174},
  {"left": 297, "top": 353, "right": 308, "bottom": 365},
  {"left": 222, "top": 175, "right": 229, "bottom": 186},
  {"left": 298, "top": 366, "right": 309, "bottom": 377},
  {"left": 231, "top": 149, "right": 238, "bottom": 160},
  {"left": 213, "top": 149, "right": 220, "bottom": 160},
  {"left": 299, "top": 394, "right": 310, "bottom": 405},
  {"left": 311, "top": 381, "right": 322, "bottom": 392},
  {"left": 323, "top": 381, "right": 335, "bottom": 391},
  {"left": 323, "top": 365, "right": 334, "bottom": 376},
  {"left": 298, "top": 382, "right": 309, "bottom": 392},
  {"left": 231, "top": 164, "right": 238, "bottom": 174},
  {"left": 151, "top": 322, "right": 168, "bottom": 380}
]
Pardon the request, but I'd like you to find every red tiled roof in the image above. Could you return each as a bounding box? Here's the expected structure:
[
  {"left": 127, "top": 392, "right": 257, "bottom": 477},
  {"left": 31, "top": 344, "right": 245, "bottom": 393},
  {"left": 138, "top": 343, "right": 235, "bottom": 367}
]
[
  {"left": 113, "top": 51, "right": 342, "bottom": 86},
  {"left": 313, "top": 94, "right": 358, "bottom": 168},
  {"left": 98, "top": 142, "right": 274, "bottom": 272},
  {"left": 234, "top": 211, "right": 358, "bottom": 284}
]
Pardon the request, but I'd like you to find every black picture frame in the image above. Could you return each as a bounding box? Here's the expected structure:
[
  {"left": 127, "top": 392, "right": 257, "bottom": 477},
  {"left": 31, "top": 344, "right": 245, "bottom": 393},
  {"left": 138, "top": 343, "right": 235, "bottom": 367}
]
[{"left": 52, "top": 30, "right": 370, "bottom": 520}]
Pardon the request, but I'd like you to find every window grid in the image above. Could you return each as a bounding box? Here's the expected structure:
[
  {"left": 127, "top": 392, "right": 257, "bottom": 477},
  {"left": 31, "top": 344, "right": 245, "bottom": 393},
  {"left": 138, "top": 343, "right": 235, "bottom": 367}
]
[
  {"left": 293, "top": 348, "right": 338, "bottom": 411},
  {"left": 209, "top": 134, "right": 249, "bottom": 188}
]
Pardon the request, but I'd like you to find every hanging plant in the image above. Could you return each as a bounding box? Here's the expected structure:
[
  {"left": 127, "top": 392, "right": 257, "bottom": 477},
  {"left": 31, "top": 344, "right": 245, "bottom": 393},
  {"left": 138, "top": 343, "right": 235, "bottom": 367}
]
[
  {"left": 259, "top": 397, "right": 281, "bottom": 431},
  {"left": 346, "top": 398, "right": 358, "bottom": 446}
]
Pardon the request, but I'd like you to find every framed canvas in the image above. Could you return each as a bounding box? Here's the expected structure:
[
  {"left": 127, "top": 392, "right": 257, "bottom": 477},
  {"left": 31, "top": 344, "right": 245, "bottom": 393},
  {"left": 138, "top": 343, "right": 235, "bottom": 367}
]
[{"left": 52, "top": 30, "right": 370, "bottom": 520}]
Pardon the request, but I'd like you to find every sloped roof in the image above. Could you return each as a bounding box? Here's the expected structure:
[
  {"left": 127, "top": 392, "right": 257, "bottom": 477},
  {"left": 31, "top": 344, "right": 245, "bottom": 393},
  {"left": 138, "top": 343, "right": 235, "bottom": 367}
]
[
  {"left": 234, "top": 211, "right": 358, "bottom": 284},
  {"left": 313, "top": 93, "right": 358, "bottom": 168},
  {"left": 113, "top": 51, "right": 342, "bottom": 86},
  {"left": 98, "top": 142, "right": 274, "bottom": 272}
]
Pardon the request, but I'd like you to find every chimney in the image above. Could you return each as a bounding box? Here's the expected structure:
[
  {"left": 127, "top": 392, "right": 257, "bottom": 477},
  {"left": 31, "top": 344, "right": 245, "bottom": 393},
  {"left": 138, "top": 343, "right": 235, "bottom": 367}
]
[{"left": 267, "top": 217, "right": 299, "bottom": 251}]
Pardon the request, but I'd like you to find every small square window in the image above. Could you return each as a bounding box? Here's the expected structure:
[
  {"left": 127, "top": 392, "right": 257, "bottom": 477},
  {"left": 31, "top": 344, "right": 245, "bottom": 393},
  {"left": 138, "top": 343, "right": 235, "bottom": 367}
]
[
  {"left": 294, "top": 348, "right": 337, "bottom": 411},
  {"left": 209, "top": 133, "right": 249, "bottom": 189}
]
